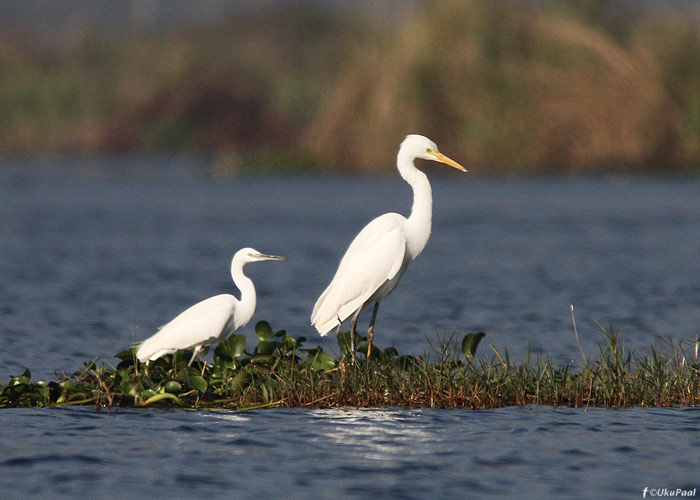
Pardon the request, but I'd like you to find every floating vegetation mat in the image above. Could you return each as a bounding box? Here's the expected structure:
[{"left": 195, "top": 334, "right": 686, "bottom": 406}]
[{"left": 1, "top": 322, "right": 698, "bottom": 410}]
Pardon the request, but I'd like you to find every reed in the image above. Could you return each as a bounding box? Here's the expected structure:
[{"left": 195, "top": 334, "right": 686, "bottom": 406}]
[
  {"left": 307, "top": 0, "right": 700, "bottom": 171},
  {"left": 1, "top": 321, "right": 697, "bottom": 410},
  {"left": 2, "top": 1, "right": 700, "bottom": 171}
]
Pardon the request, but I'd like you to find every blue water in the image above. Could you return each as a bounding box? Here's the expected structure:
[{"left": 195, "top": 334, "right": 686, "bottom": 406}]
[
  {"left": 0, "top": 406, "right": 698, "bottom": 500},
  {"left": 1, "top": 157, "right": 699, "bottom": 499}
]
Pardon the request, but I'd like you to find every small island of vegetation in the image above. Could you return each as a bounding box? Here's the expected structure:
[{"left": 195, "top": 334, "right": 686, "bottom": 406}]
[{"left": 1, "top": 321, "right": 697, "bottom": 410}]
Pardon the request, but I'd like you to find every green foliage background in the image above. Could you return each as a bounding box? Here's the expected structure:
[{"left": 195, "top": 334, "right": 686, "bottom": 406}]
[{"left": 2, "top": 0, "right": 700, "bottom": 172}]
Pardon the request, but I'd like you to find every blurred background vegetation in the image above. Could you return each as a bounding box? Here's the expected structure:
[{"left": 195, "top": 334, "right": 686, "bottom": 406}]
[{"left": 2, "top": 0, "right": 700, "bottom": 172}]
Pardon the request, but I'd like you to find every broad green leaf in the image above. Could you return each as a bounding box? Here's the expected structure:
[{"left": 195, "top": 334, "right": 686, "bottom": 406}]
[
  {"left": 215, "top": 334, "right": 247, "bottom": 359},
  {"left": 184, "top": 375, "right": 208, "bottom": 393},
  {"left": 114, "top": 349, "right": 135, "bottom": 362},
  {"left": 67, "top": 392, "right": 88, "bottom": 402},
  {"left": 229, "top": 371, "right": 252, "bottom": 393},
  {"left": 164, "top": 381, "right": 182, "bottom": 393},
  {"left": 140, "top": 389, "right": 157, "bottom": 400},
  {"left": 12, "top": 368, "right": 31, "bottom": 385},
  {"left": 119, "top": 380, "right": 137, "bottom": 394},
  {"left": 384, "top": 347, "right": 399, "bottom": 358},
  {"left": 304, "top": 348, "right": 336, "bottom": 371},
  {"left": 256, "top": 340, "right": 280, "bottom": 355},
  {"left": 254, "top": 321, "right": 274, "bottom": 340},
  {"left": 462, "top": 332, "right": 486, "bottom": 359},
  {"left": 250, "top": 354, "right": 273, "bottom": 365}
]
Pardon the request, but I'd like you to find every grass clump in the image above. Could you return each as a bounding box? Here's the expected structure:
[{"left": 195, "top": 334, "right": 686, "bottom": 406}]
[{"left": 1, "top": 322, "right": 698, "bottom": 410}]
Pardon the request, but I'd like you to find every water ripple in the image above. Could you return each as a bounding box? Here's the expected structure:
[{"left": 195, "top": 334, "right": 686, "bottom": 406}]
[{"left": 0, "top": 406, "right": 698, "bottom": 499}]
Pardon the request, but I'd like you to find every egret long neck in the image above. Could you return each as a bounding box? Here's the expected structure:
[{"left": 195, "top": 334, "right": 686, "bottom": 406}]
[
  {"left": 398, "top": 151, "right": 432, "bottom": 259},
  {"left": 231, "top": 264, "right": 256, "bottom": 329}
]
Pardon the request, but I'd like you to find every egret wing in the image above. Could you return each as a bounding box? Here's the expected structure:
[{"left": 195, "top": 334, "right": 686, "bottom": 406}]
[
  {"left": 311, "top": 213, "right": 408, "bottom": 335},
  {"left": 136, "top": 294, "right": 236, "bottom": 362}
]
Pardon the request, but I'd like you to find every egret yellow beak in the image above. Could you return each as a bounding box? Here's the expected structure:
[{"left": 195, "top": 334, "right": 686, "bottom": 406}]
[{"left": 431, "top": 150, "right": 467, "bottom": 172}]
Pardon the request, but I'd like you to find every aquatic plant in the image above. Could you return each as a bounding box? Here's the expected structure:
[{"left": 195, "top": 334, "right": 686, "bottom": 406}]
[{"left": 1, "top": 321, "right": 697, "bottom": 410}]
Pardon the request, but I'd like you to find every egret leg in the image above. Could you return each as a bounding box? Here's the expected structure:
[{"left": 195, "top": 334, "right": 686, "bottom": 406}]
[
  {"left": 367, "top": 302, "right": 380, "bottom": 360},
  {"left": 335, "top": 315, "right": 343, "bottom": 336},
  {"left": 349, "top": 306, "right": 364, "bottom": 365},
  {"left": 188, "top": 345, "right": 203, "bottom": 367}
]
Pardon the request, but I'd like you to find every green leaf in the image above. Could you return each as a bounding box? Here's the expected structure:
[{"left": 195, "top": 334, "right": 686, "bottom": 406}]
[
  {"left": 254, "top": 321, "right": 274, "bottom": 340},
  {"left": 337, "top": 331, "right": 365, "bottom": 354},
  {"left": 256, "top": 340, "right": 280, "bottom": 355},
  {"left": 115, "top": 349, "right": 135, "bottom": 362},
  {"left": 140, "top": 389, "right": 157, "bottom": 400},
  {"left": 303, "top": 348, "right": 337, "bottom": 371},
  {"left": 184, "top": 375, "right": 208, "bottom": 393},
  {"left": 143, "top": 392, "right": 183, "bottom": 406},
  {"left": 384, "top": 347, "right": 399, "bottom": 358},
  {"left": 215, "top": 334, "right": 247, "bottom": 359},
  {"left": 250, "top": 354, "right": 273, "bottom": 365},
  {"left": 229, "top": 370, "right": 252, "bottom": 393},
  {"left": 281, "top": 336, "right": 297, "bottom": 351},
  {"left": 118, "top": 380, "right": 137, "bottom": 394},
  {"left": 164, "top": 381, "right": 182, "bottom": 393},
  {"left": 462, "top": 332, "right": 486, "bottom": 359},
  {"left": 12, "top": 368, "right": 31, "bottom": 385}
]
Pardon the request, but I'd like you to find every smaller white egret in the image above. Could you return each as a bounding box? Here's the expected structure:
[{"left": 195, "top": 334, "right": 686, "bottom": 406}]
[{"left": 136, "top": 248, "right": 285, "bottom": 366}]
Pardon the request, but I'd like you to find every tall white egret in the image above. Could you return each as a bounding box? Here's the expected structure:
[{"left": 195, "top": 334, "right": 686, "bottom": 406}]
[
  {"left": 136, "top": 248, "right": 285, "bottom": 366},
  {"left": 311, "top": 134, "right": 466, "bottom": 358}
]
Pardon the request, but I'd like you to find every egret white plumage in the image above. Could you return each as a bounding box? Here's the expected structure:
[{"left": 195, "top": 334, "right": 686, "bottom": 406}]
[
  {"left": 310, "top": 134, "right": 466, "bottom": 358},
  {"left": 136, "top": 248, "right": 285, "bottom": 366}
]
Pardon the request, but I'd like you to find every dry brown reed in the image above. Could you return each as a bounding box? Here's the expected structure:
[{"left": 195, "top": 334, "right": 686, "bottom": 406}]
[
  {"left": 307, "top": 0, "right": 700, "bottom": 171},
  {"left": 2, "top": 1, "right": 700, "bottom": 171}
]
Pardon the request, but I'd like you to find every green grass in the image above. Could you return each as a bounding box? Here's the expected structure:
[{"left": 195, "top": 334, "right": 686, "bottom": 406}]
[{"left": 1, "top": 321, "right": 698, "bottom": 410}]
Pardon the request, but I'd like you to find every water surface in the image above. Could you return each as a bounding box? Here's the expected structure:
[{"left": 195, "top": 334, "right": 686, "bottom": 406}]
[
  {"left": 1, "top": 158, "right": 699, "bottom": 499},
  {"left": 1, "top": 406, "right": 698, "bottom": 500}
]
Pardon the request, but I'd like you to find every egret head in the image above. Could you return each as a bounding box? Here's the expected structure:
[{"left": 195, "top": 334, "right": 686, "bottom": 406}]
[
  {"left": 401, "top": 134, "right": 467, "bottom": 172},
  {"left": 234, "top": 247, "right": 287, "bottom": 265}
]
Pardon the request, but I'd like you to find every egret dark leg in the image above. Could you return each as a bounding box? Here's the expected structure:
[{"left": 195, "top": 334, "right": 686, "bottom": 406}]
[
  {"left": 335, "top": 315, "right": 343, "bottom": 336},
  {"left": 349, "top": 306, "right": 363, "bottom": 365},
  {"left": 367, "top": 302, "right": 380, "bottom": 360}
]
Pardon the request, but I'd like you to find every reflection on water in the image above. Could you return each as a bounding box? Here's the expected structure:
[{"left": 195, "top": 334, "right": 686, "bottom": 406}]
[{"left": 308, "top": 408, "right": 435, "bottom": 462}]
